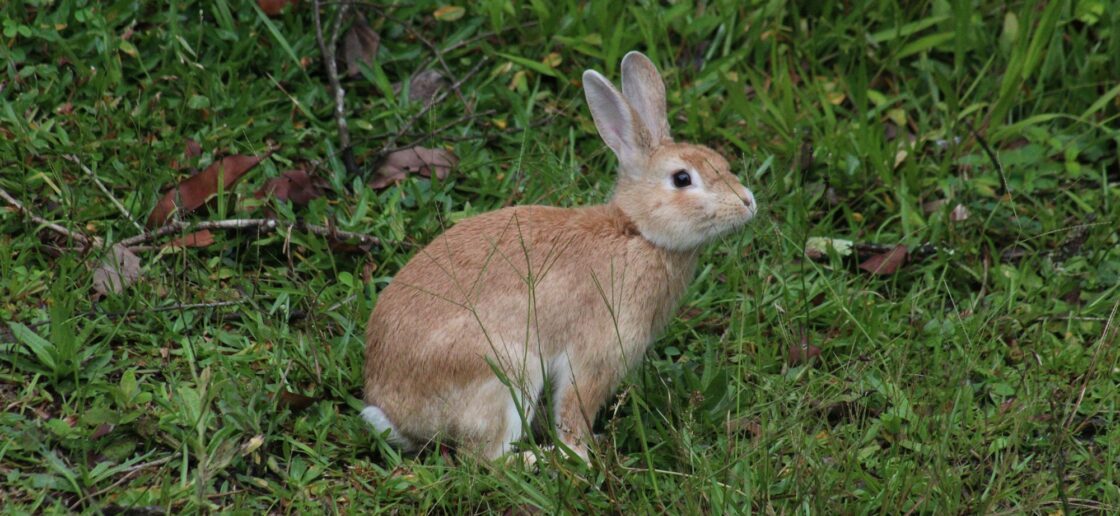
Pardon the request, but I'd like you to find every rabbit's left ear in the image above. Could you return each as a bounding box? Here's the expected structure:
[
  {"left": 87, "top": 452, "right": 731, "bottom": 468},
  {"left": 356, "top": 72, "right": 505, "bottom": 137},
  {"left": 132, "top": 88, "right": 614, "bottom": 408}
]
[{"left": 621, "top": 52, "right": 670, "bottom": 144}]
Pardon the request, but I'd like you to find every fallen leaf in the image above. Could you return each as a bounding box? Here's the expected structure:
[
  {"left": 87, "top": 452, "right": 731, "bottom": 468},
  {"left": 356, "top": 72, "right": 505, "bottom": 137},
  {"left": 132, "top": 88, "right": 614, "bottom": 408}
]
[
  {"left": 440, "top": 443, "right": 456, "bottom": 465},
  {"left": 804, "top": 236, "right": 854, "bottom": 260},
  {"left": 342, "top": 15, "right": 380, "bottom": 78},
  {"left": 1062, "top": 285, "right": 1082, "bottom": 306},
  {"left": 887, "top": 108, "right": 907, "bottom": 127},
  {"left": 258, "top": 0, "right": 297, "bottom": 16},
  {"left": 361, "top": 261, "right": 378, "bottom": 284},
  {"left": 241, "top": 434, "right": 265, "bottom": 456},
  {"left": 171, "top": 138, "right": 203, "bottom": 171},
  {"left": 725, "top": 416, "right": 762, "bottom": 438},
  {"left": 408, "top": 69, "right": 447, "bottom": 103},
  {"left": 923, "top": 199, "right": 970, "bottom": 223},
  {"left": 93, "top": 244, "right": 142, "bottom": 296},
  {"left": 787, "top": 340, "right": 821, "bottom": 365},
  {"left": 165, "top": 230, "right": 214, "bottom": 249},
  {"left": 148, "top": 154, "right": 264, "bottom": 227},
  {"left": 541, "top": 52, "right": 562, "bottom": 68},
  {"left": 858, "top": 244, "right": 908, "bottom": 275},
  {"left": 433, "top": 5, "right": 465, "bottom": 21},
  {"left": 893, "top": 146, "right": 909, "bottom": 169},
  {"left": 91, "top": 423, "right": 114, "bottom": 440},
  {"left": 949, "top": 204, "right": 970, "bottom": 222},
  {"left": 277, "top": 389, "right": 317, "bottom": 411},
  {"left": 370, "top": 147, "right": 458, "bottom": 189},
  {"left": 254, "top": 169, "right": 325, "bottom": 206},
  {"left": 185, "top": 139, "right": 202, "bottom": 160},
  {"left": 921, "top": 198, "right": 947, "bottom": 214}
]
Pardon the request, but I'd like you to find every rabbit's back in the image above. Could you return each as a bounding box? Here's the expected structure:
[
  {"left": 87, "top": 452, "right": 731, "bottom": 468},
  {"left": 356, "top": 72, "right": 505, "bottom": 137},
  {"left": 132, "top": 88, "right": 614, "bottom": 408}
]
[{"left": 363, "top": 203, "right": 694, "bottom": 448}]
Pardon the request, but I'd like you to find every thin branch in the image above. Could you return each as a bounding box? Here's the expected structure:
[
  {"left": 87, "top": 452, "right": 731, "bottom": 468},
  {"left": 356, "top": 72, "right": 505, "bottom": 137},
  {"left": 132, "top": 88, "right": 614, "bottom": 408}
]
[
  {"left": 64, "top": 154, "right": 144, "bottom": 232},
  {"left": 69, "top": 455, "right": 176, "bottom": 511},
  {"left": 16, "top": 300, "right": 248, "bottom": 334},
  {"left": 0, "top": 185, "right": 100, "bottom": 246},
  {"left": 117, "top": 218, "right": 379, "bottom": 250},
  {"left": 1063, "top": 295, "right": 1120, "bottom": 430},
  {"left": 313, "top": 0, "right": 359, "bottom": 176}
]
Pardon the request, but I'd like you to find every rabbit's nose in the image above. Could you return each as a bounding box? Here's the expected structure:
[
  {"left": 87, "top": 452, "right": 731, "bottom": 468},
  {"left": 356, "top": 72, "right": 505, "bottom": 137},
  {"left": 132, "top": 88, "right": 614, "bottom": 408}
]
[
  {"left": 740, "top": 188, "right": 757, "bottom": 217},
  {"left": 741, "top": 188, "right": 754, "bottom": 207}
]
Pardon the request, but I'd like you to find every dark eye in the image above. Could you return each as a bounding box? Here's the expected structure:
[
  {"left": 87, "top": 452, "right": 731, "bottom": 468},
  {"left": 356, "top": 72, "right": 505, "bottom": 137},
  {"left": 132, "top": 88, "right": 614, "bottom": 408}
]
[{"left": 671, "top": 170, "right": 692, "bottom": 188}]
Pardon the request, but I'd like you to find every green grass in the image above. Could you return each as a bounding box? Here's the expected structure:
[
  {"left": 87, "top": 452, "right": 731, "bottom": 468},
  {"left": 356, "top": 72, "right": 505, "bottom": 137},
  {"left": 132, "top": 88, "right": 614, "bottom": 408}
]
[{"left": 2, "top": 0, "right": 1119, "bottom": 513}]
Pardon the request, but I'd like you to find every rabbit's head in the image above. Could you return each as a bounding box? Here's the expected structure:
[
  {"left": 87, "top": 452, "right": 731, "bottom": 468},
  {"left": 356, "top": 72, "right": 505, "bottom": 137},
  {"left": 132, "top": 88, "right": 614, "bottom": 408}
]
[{"left": 583, "top": 52, "right": 756, "bottom": 252}]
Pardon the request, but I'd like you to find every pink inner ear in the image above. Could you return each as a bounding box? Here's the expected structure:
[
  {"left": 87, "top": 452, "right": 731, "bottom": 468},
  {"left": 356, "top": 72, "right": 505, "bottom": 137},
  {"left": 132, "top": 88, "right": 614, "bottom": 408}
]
[
  {"left": 584, "top": 72, "right": 635, "bottom": 157},
  {"left": 621, "top": 55, "right": 669, "bottom": 143}
]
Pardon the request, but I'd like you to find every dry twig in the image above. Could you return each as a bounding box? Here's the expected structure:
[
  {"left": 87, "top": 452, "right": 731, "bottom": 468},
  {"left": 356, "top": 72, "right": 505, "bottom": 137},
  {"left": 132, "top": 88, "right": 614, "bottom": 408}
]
[
  {"left": 313, "top": 0, "right": 359, "bottom": 176},
  {"left": 0, "top": 185, "right": 100, "bottom": 246},
  {"left": 118, "top": 217, "right": 379, "bottom": 250},
  {"left": 64, "top": 154, "right": 144, "bottom": 232}
]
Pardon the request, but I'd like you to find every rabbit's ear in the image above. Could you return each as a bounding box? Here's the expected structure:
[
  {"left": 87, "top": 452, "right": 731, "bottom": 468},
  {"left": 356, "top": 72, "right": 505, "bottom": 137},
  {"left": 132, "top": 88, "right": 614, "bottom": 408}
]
[
  {"left": 583, "top": 70, "right": 648, "bottom": 165},
  {"left": 621, "top": 51, "right": 670, "bottom": 144}
]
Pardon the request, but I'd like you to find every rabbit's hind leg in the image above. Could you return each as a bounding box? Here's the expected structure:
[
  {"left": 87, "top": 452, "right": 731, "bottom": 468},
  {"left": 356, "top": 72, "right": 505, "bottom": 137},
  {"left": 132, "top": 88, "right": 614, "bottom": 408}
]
[{"left": 458, "top": 377, "right": 541, "bottom": 460}]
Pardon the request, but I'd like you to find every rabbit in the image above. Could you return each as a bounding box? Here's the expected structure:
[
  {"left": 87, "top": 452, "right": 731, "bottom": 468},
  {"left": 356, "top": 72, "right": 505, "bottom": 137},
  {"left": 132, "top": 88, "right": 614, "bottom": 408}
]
[{"left": 362, "top": 51, "right": 757, "bottom": 462}]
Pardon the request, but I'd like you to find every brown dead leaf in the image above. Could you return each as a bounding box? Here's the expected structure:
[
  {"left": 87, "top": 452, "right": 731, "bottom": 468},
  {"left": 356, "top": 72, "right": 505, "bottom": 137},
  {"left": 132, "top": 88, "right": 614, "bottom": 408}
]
[
  {"left": 408, "top": 70, "right": 447, "bottom": 103},
  {"left": 254, "top": 169, "right": 325, "bottom": 206},
  {"left": 923, "top": 199, "right": 970, "bottom": 223},
  {"left": 949, "top": 204, "right": 970, "bottom": 222},
  {"left": 361, "top": 261, "right": 378, "bottom": 284},
  {"left": 278, "top": 389, "right": 317, "bottom": 411},
  {"left": 725, "top": 416, "right": 762, "bottom": 439},
  {"left": 148, "top": 154, "right": 264, "bottom": 227},
  {"left": 787, "top": 342, "right": 821, "bottom": 365},
  {"left": 1062, "top": 284, "right": 1082, "bottom": 306},
  {"left": 91, "top": 423, "right": 114, "bottom": 440},
  {"left": 858, "top": 244, "right": 908, "bottom": 275},
  {"left": 258, "top": 0, "right": 297, "bottom": 17},
  {"left": 433, "top": 5, "right": 466, "bottom": 21},
  {"left": 921, "top": 198, "right": 947, "bottom": 214},
  {"left": 92, "top": 244, "right": 142, "bottom": 296},
  {"left": 369, "top": 147, "right": 458, "bottom": 189},
  {"left": 165, "top": 230, "right": 214, "bottom": 249},
  {"left": 185, "top": 139, "right": 202, "bottom": 160},
  {"left": 170, "top": 138, "right": 202, "bottom": 171},
  {"left": 342, "top": 15, "right": 380, "bottom": 78}
]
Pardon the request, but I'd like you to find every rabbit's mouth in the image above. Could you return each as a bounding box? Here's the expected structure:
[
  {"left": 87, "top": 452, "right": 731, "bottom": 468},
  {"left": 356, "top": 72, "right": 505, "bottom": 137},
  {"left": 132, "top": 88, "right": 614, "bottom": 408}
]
[{"left": 698, "top": 207, "right": 754, "bottom": 243}]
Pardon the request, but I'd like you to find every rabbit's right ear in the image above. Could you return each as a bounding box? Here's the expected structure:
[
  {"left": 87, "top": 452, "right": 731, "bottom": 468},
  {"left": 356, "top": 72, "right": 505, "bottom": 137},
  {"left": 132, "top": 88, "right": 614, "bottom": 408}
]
[
  {"left": 583, "top": 70, "right": 648, "bottom": 166},
  {"left": 621, "top": 52, "right": 670, "bottom": 144}
]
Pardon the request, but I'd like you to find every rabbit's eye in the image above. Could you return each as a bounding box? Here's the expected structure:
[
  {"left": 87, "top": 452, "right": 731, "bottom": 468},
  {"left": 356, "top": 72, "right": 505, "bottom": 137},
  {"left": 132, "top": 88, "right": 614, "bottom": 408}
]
[{"left": 671, "top": 170, "right": 692, "bottom": 188}]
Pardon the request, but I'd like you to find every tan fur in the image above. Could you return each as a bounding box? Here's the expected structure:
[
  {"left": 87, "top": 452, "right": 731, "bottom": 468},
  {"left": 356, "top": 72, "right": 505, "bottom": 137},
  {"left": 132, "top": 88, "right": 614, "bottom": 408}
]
[{"left": 362, "top": 52, "right": 756, "bottom": 461}]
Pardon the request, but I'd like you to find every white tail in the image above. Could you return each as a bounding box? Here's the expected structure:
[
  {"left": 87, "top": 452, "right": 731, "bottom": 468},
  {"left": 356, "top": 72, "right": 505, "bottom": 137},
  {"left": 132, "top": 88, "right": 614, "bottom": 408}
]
[{"left": 361, "top": 405, "right": 417, "bottom": 451}]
